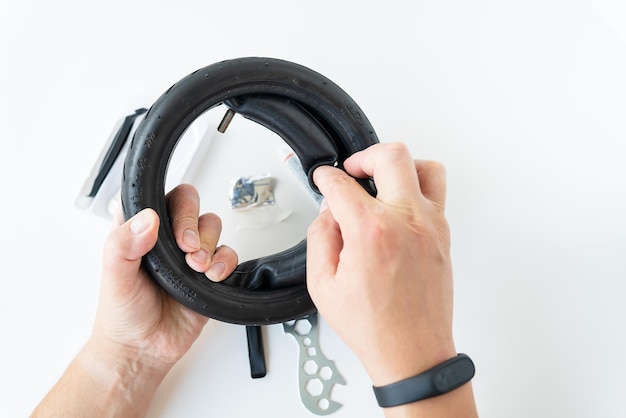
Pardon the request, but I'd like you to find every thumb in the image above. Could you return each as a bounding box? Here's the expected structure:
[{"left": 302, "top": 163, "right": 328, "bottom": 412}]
[{"left": 102, "top": 208, "right": 160, "bottom": 292}]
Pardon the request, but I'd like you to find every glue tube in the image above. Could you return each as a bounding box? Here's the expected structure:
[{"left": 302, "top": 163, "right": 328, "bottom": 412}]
[{"left": 280, "top": 147, "right": 323, "bottom": 205}]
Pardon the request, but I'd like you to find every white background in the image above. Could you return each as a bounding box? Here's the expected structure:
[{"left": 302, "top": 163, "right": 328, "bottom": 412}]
[{"left": 2, "top": 0, "right": 626, "bottom": 417}]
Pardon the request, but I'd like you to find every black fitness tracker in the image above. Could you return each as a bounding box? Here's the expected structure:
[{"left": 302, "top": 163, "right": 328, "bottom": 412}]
[{"left": 372, "top": 354, "right": 475, "bottom": 408}]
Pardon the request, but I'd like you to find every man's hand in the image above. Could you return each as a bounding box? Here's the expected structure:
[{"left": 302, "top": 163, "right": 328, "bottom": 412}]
[
  {"left": 92, "top": 184, "right": 238, "bottom": 371},
  {"left": 306, "top": 142, "right": 477, "bottom": 417},
  {"left": 32, "top": 184, "right": 237, "bottom": 418}
]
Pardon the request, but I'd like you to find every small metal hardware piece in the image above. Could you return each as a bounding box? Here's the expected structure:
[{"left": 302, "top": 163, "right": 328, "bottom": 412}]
[
  {"left": 229, "top": 175, "right": 275, "bottom": 209},
  {"left": 217, "top": 108, "right": 236, "bottom": 133}
]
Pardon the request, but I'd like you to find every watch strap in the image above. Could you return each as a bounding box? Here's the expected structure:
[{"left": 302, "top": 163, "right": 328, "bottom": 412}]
[{"left": 372, "top": 353, "right": 475, "bottom": 408}]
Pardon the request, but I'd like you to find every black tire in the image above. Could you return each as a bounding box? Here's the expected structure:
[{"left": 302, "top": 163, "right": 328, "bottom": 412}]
[{"left": 121, "top": 57, "right": 379, "bottom": 325}]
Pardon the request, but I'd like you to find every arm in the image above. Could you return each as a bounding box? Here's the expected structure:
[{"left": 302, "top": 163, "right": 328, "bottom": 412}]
[
  {"left": 31, "top": 184, "right": 238, "bottom": 418},
  {"left": 306, "top": 142, "right": 478, "bottom": 417}
]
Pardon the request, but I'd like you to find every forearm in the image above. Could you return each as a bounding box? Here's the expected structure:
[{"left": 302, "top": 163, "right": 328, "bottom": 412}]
[{"left": 31, "top": 338, "right": 168, "bottom": 418}]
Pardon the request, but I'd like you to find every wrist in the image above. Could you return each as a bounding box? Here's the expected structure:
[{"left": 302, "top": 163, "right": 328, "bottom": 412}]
[
  {"left": 367, "top": 348, "right": 478, "bottom": 417},
  {"left": 80, "top": 336, "right": 170, "bottom": 416},
  {"left": 362, "top": 340, "right": 457, "bottom": 387},
  {"left": 373, "top": 354, "right": 475, "bottom": 408}
]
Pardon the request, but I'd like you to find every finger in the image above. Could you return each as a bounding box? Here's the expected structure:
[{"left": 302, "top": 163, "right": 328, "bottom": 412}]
[
  {"left": 414, "top": 159, "right": 448, "bottom": 209},
  {"left": 306, "top": 203, "right": 342, "bottom": 293},
  {"left": 312, "top": 165, "right": 374, "bottom": 235},
  {"left": 205, "top": 245, "right": 239, "bottom": 282},
  {"left": 185, "top": 212, "right": 222, "bottom": 273},
  {"left": 343, "top": 142, "right": 422, "bottom": 204},
  {"left": 102, "top": 208, "right": 159, "bottom": 296},
  {"left": 166, "top": 184, "right": 201, "bottom": 253}
]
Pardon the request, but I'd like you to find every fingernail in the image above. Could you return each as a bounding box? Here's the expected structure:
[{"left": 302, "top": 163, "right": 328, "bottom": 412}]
[
  {"left": 206, "top": 262, "right": 225, "bottom": 281},
  {"left": 183, "top": 229, "right": 200, "bottom": 248},
  {"left": 191, "top": 249, "right": 208, "bottom": 264},
  {"left": 130, "top": 210, "right": 152, "bottom": 235}
]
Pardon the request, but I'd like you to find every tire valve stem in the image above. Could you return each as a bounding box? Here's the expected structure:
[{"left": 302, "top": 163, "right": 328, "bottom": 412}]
[{"left": 217, "top": 108, "right": 236, "bottom": 133}]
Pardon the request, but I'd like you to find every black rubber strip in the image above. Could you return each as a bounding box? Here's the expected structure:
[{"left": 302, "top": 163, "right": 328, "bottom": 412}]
[
  {"left": 89, "top": 108, "right": 147, "bottom": 197},
  {"left": 246, "top": 325, "right": 267, "bottom": 379},
  {"left": 121, "top": 57, "right": 379, "bottom": 325}
]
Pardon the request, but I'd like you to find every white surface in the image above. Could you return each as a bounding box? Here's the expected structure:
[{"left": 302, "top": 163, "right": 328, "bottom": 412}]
[{"left": 2, "top": 0, "right": 626, "bottom": 417}]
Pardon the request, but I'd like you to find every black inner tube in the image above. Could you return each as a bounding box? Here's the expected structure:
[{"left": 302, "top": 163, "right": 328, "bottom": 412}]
[{"left": 121, "top": 57, "right": 379, "bottom": 325}]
